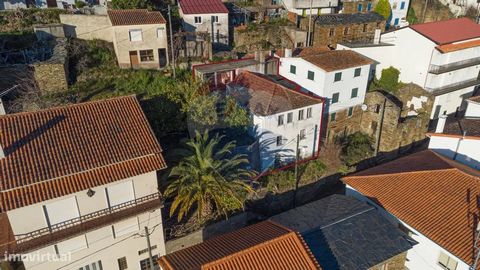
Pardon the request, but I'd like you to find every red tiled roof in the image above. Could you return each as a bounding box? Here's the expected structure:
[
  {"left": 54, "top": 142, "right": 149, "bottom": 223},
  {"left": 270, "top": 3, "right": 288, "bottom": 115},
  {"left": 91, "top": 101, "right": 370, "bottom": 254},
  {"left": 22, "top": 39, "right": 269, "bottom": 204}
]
[
  {"left": 469, "top": 95, "right": 480, "bottom": 103},
  {"left": 0, "top": 96, "right": 166, "bottom": 212},
  {"left": 158, "top": 221, "right": 321, "bottom": 270},
  {"left": 343, "top": 150, "right": 480, "bottom": 267},
  {"left": 228, "top": 71, "right": 323, "bottom": 116},
  {"left": 301, "top": 50, "right": 373, "bottom": 72},
  {"left": 436, "top": 39, "right": 480, "bottom": 53},
  {"left": 179, "top": 0, "right": 228, "bottom": 15},
  {"left": 410, "top": 18, "right": 480, "bottom": 45},
  {"left": 108, "top": 9, "right": 166, "bottom": 26}
]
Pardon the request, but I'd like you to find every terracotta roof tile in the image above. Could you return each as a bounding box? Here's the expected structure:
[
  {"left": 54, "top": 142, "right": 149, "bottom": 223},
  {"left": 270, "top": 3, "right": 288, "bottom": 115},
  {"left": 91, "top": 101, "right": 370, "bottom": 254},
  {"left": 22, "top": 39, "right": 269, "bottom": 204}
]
[
  {"left": 343, "top": 150, "right": 480, "bottom": 267},
  {"left": 301, "top": 50, "right": 373, "bottom": 72},
  {"left": 108, "top": 9, "right": 166, "bottom": 26},
  {"left": 469, "top": 95, "right": 480, "bottom": 103},
  {"left": 158, "top": 221, "right": 321, "bottom": 270},
  {"left": 179, "top": 0, "right": 228, "bottom": 15},
  {"left": 436, "top": 39, "right": 480, "bottom": 53},
  {"left": 228, "top": 71, "right": 323, "bottom": 116},
  {"left": 410, "top": 18, "right": 480, "bottom": 45},
  {"left": 0, "top": 96, "right": 166, "bottom": 212}
]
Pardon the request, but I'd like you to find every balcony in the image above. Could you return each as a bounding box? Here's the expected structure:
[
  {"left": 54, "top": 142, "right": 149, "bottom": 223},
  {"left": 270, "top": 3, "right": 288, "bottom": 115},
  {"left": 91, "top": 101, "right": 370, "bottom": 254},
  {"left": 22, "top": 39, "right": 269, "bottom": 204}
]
[
  {"left": 2, "top": 193, "right": 163, "bottom": 255},
  {"left": 428, "top": 57, "right": 480, "bottom": 74},
  {"left": 426, "top": 77, "right": 480, "bottom": 96},
  {"left": 293, "top": 0, "right": 332, "bottom": 8}
]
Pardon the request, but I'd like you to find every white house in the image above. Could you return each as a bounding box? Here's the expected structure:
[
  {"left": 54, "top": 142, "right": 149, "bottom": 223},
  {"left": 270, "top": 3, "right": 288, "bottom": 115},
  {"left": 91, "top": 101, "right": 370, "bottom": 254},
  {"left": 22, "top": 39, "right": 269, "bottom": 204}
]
[
  {"left": 227, "top": 71, "right": 324, "bottom": 172},
  {"left": 389, "top": 0, "right": 410, "bottom": 28},
  {"left": 279, "top": 49, "right": 372, "bottom": 123},
  {"left": 427, "top": 95, "right": 480, "bottom": 169},
  {"left": 178, "top": 0, "right": 229, "bottom": 46},
  {"left": 281, "top": 0, "right": 338, "bottom": 15},
  {"left": 0, "top": 96, "right": 167, "bottom": 270},
  {"left": 338, "top": 18, "right": 480, "bottom": 119},
  {"left": 343, "top": 150, "right": 480, "bottom": 270}
]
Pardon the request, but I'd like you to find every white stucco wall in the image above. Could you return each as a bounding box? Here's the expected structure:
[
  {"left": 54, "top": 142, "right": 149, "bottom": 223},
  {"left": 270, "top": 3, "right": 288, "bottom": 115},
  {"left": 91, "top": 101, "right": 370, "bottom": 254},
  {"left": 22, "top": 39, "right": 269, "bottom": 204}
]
[
  {"left": 466, "top": 100, "right": 480, "bottom": 117},
  {"left": 428, "top": 136, "right": 480, "bottom": 169},
  {"left": 281, "top": 0, "right": 338, "bottom": 14},
  {"left": 279, "top": 57, "right": 370, "bottom": 114},
  {"left": 2, "top": 0, "right": 27, "bottom": 9},
  {"left": 179, "top": 11, "right": 229, "bottom": 46},
  {"left": 7, "top": 171, "right": 166, "bottom": 270},
  {"left": 251, "top": 103, "right": 323, "bottom": 171},
  {"left": 431, "top": 87, "right": 475, "bottom": 118},
  {"left": 346, "top": 186, "right": 471, "bottom": 270},
  {"left": 389, "top": 0, "right": 409, "bottom": 27},
  {"left": 60, "top": 14, "right": 113, "bottom": 41}
]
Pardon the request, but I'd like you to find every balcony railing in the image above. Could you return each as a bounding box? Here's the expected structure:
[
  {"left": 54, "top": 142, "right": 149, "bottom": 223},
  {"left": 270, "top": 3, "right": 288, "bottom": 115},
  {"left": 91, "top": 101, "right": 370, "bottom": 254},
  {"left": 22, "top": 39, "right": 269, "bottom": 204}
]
[
  {"left": 426, "top": 77, "right": 480, "bottom": 96},
  {"left": 5, "top": 193, "right": 163, "bottom": 254},
  {"left": 293, "top": 0, "right": 332, "bottom": 8},
  {"left": 428, "top": 57, "right": 480, "bottom": 74}
]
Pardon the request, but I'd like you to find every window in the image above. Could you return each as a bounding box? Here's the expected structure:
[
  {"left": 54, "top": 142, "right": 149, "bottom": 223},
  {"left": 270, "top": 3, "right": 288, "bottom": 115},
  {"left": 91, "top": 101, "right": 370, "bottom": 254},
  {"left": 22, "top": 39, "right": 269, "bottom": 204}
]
[
  {"left": 138, "top": 245, "right": 157, "bottom": 255},
  {"left": 348, "top": 107, "right": 353, "bottom": 117},
  {"left": 140, "top": 255, "right": 158, "bottom": 270},
  {"left": 298, "top": 109, "right": 304, "bottom": 120},
  {"left": 351, "top": 88, "right": 358, "bottom": 98},
  {"left": 194, "top": 16, "right": 202, "bottom": 24},
  {"left": 118, "top": 257, "right": 128, "bottom": 270},
  {"left": 344, "top": 27, "right": 349, "bottom": 35},
  {"left": 306, "top": 107, "right": 312, "bottom": 118},
  {"left": 276, "top": 136, "right": 283, "bottom": 146},
  {"left": 278, "top": 114, "right": 284, "bottom": 126},
  {"left": 332, "top": 93, "right": 339, "bottom": 104},
  {"left": 139, "top": 50, "right": 154, "bottom": 62},
  {"left": 374, "top": 104, "right": 381, "bottom": 113},
  {"left": 329, "top": 28, "right": 335, "bottom": 37},
  {"left": 367, "top": 3, "right": 372, "bottom": 10},
  {"left": 334, "top": 72, "right": 342, "bottom": 82},
  {"left": 290, "top": 65, "right": 296, "bottom": 74},
  {"left": 357, "top": 3, "right": 363, "bottom": 11},
  {"left": 307, "top": 70, "right": 315, "bottom": 80},
  {"left": 79, "top": 261, "right": 103, "bottom": 270},
  {"left": 438, "top": 251, "right": 458, "bottom": 270},
  {"left": 129, "top": 29, "right": 142, "bottom": 42},
  {"left": 156, "top": 27, "right": 165, "bottom": 39},
  {"left": 287, "top": 112, "right": 293, "bottom": 123},
  {"left": 354, "top": 68, "right": 361, "bottom": 77},
  {"left": 400, "top": 1, "right": 406, "bottom": 9},
  {"left": 302, "top": 8, "right": 306, "bottom": 17},
  {"left": 330, "top": 112, "right": 336, "bottom": 122},
  {"left": 300, "top": 129, "right": 306, "bottom": 140},
  {"left": 212, "top": 15, "right": 219, "bottom": 23},
  {"left": 394, "top": 18, "right": 400, "bottom": 26},
  {"left": 363, "top": 24, "right": 368, "bottom": 32}
]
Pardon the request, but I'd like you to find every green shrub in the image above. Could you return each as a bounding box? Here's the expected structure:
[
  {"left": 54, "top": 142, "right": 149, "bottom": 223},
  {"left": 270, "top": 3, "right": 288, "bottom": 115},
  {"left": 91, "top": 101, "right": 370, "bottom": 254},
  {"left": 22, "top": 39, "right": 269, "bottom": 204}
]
[
  {"left": 341, "top": 132, "right": 374, "bottom": 166},
  {"left": 376, "top": 66, "right": 402, "bottom": 93},
  {"left": 75, "top": 0, "right": 86, "bottom": 8},
  {"left": 375, "top": 0, "right": 392, "bottom": 20},
  {"left": 223, "top": 96, "right": 250, "bottom": 129},
  {"left": 406, "top": 7, "right": 418, "bottom": 24}
]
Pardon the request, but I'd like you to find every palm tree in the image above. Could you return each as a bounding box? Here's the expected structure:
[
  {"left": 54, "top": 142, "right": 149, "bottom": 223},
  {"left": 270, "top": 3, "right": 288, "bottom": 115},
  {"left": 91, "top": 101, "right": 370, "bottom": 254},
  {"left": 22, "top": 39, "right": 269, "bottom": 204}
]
[{"left": 165, "top": 131, "right": 255, "bottom": 222}]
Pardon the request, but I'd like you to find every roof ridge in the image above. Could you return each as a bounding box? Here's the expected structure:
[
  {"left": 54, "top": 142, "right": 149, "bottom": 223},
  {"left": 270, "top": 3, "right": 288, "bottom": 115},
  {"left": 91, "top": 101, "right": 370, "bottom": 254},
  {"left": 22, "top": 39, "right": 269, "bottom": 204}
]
[
  {"left": 0, "top": 95, "right": 136, "bottom": 120},
  {"left": 343, "top": 167, "right": 460, "bottom": 180}
]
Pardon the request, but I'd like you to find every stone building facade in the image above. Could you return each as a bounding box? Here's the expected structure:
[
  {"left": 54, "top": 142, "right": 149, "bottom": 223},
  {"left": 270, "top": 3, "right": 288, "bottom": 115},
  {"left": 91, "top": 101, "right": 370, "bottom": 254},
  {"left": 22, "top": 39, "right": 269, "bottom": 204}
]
[
  {"left": 341, "top": 0, "right": 376, "bottom": 14},
  {"left": 299, "top": 13, "right": 385, "bottom": 47},
  {"left": 360, "top": 84, "right": 434, "bottom": 158},
  {"left": 325, "top": 104, "right": 363, "bottom": 142}
]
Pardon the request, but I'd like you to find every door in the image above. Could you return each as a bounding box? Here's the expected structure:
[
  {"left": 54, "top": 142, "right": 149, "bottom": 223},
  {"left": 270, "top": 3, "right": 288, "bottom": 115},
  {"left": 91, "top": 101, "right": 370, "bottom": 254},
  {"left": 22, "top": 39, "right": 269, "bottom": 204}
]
[
  {"left": 158, "top": 48, "right": 167, "bottom": 68},
  {"left": 129, "top": 51, "right": 139, "bottom": 69},
  {"left": 46, "top": 0, "right": 57, "bottom": 7}
]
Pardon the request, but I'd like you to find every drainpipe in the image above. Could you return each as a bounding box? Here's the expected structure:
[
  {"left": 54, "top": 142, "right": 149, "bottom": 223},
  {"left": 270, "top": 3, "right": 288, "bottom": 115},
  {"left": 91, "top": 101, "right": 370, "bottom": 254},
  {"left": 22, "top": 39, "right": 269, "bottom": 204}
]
[{"left": 453, "top": 131, "right": 466, "bottom": 161}]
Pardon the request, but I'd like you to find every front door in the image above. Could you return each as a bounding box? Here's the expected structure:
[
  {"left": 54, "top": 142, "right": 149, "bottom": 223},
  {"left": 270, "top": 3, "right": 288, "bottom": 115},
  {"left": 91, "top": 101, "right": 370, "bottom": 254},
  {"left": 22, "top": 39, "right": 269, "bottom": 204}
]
[
  {"left": 129, "top": 51, "right": 139, "bottom": 69},
  {"left": 158, "top": 48, "right": 167, "bottom": 68}
]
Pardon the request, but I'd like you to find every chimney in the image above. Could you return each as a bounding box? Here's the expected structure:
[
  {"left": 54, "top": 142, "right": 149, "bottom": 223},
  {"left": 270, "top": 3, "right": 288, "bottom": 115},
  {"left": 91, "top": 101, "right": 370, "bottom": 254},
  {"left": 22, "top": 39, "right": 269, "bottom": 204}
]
[
  {"left": 435, "top": 115, "right": 447, "bottom": 133},
  {"left": 373, "top": 29, "right": 381, "bottom": 44},
  {"left": 284, "top": 48, "right": 292, "bottom": 58}
]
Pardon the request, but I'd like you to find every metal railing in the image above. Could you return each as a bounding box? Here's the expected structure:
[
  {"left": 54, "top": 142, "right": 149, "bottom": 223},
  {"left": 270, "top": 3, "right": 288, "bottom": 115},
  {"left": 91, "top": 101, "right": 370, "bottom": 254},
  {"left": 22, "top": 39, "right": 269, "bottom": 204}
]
[
  {"left": 14, "top": 193, "right": 162, "bottom": 244},
  {"left": 428, "top": 57, "right": 480, "bottom": 74},
  {"left": 426, "top": 77, "right": 480, "bottom": 96},
  {"left": 293, "top": 0, "right": 332, "bottom": 8}
]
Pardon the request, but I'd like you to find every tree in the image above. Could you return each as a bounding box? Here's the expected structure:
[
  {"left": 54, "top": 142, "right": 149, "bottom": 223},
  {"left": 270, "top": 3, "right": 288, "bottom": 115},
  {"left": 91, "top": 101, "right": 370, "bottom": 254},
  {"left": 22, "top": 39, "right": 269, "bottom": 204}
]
[
  {"left": 164, "top": 131, "right": 255, "bottom": 222},
  {"left": 341, "top": 132, "right": 374, "bottom": 166},
  {"left": 223, "top": 96, "right": 251, "bottom": 129},
  {"left": 375, "top": 0, "right": 392, "bottom": 20},
  {"left": 111, "top": 0, "right": 151, "bottom": 9},
  {"left": 406, "top": 7, "right": 418, "bottom": 24},
  {"left": 377, "top": 66, "right": 401, "bottom": 92},
  {"left": 188, "top": 94, "right": 219, "bottom": 132}
]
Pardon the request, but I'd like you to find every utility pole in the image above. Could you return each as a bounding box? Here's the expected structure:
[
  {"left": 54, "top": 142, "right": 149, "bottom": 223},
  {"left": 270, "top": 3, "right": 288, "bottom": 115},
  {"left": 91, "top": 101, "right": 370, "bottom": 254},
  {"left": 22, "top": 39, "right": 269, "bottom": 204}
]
[
  {"left": 292, "top": 134, "right": 300, "bottom": 208},
  {"left": 168, "top": 5, "right": 176, "bottom": 78},
  {"left": 374, "top": 98, "right": 387, "bottom": 157},
  {"left": 306, "top": 0, "right": 314, "bottom": 47},
  {"left": 144, "top": 226, "right": 155, "bottom": 270}
]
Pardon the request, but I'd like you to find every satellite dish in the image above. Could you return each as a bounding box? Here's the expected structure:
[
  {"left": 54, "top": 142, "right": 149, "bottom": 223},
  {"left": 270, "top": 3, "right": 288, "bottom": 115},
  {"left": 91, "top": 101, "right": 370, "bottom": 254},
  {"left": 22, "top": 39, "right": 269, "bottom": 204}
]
[{"left": 361, "top": 104, "right": 368, "bottom": 111}]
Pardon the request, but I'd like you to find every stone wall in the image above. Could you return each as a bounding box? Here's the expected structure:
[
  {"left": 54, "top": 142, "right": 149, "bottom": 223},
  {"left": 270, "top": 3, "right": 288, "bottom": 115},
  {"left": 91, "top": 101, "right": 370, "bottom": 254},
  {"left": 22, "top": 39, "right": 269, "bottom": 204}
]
[
  {"left": 361, "top": 84, "right": 434, "bottom": 158},
  {"left": 32, "top": 39, "right": 69, "bottom": 93},
  {"left": 325, "top": 105, "right": 364, "bottom": 143},
  {"left": 369, "top": 252, "right": 408, "bottom": 270},
  {"left": 299, "top": 17, "right": 386, "bottom": 47},
  {"left": 233, "top": 24, "right": 295, "bottom": 53},
  {"left": 342, "top": 0, "right": 376, "bottom": 14}
]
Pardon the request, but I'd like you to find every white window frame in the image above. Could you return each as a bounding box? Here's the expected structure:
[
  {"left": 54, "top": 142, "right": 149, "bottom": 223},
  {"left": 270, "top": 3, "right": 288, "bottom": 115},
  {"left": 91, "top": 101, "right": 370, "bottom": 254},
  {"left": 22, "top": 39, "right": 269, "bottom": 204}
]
[
  {"left": 212, "top": 15, "right": 219, "bottom": 23},
  {"left": 129, "top": 29, "right": 143, "bottom": 42},
  {"left": 157, "top": 27, "right": 165, "bottom": 39}
]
